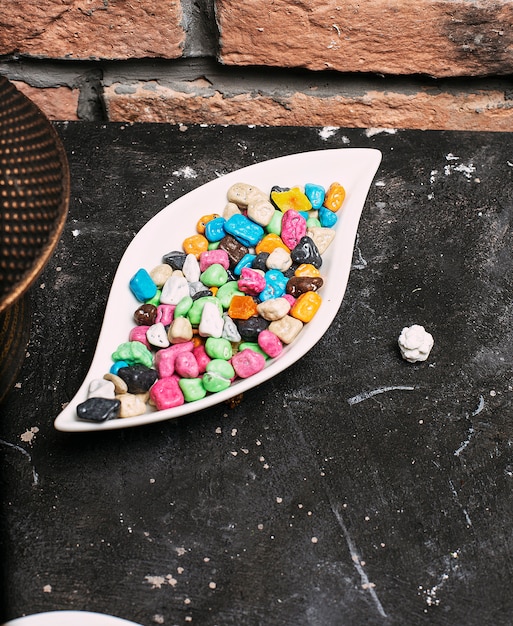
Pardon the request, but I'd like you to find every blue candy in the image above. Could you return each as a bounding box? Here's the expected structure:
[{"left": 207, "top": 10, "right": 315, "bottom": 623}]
[
  {"left": 204, "top": 216, "right": 226, "bottom": 242},
  {"left": 110, "top": 360, "right": 130, "bottom": 375},
  {"left": 259, "top": 269, "right": 287, "bottom": 301},
  {"left": 234, "top": 253, "right": 256, "bottom": 276},
  {"left": 304, "top": 183, "right": 325, "bottom": 209},
  {"left": 224, "top": 214, "right": 264, "bottom": 247},
  {"left": 129, "top": 268, "right": 157, "bottom": 301},
  {"left": 319, "top": 206, "right": 338, "bottom": 228}
]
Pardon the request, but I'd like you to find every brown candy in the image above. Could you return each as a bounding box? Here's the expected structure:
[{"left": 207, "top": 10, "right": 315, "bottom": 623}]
[
  {"left": 286, "top": 276, "right": 324, "bottom": 298},
  {"left": 133, "top": 303, "right": 157, "bottom": 326},
  {"left": 218, "top": 234, "right": 249, "bottom": 268}
]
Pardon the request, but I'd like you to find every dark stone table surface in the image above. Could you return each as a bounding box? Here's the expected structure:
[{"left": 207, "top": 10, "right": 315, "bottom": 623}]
[{"left": 2, "top": 123, "right": 513, "bottom": 625}]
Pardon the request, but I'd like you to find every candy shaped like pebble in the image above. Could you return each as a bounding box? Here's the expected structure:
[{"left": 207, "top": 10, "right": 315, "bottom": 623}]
[
  {"left": 222, "top": 313, "right": 242, "bottom": 342},
  {"left": 182, "top": 253, "right": 201, "bottom": 283},
  {"left": 233, "top": 253, "right": 257, "bottom": 277},
  {"left": 87, "top": 378, "right": 116, "bottom": 400},
  {"left": 199, "top": 300, "right": 224, "bottom": 338},
  {"left": 323, "top": 182, "right": 345, "bottom": 211},
  {"left": 168, "top": 316, "right": 194, "bottom": 343},
  {"left": 150, "top": 263, "right": 174, "bottom": 287},
  {"left": 318, "top": 206, "right": 338, "bottom": 228},
  {"left": 179, "top": 377, "right": 208, "bottom": 402},
  {"left": 156, "top": 304, "right": 175, "bottom": 326},
  {"left": 161, "top": 275, "right": 190, "bottom": 305},
  {"left": 162, "top": 250, "right": 187, "bottom": 270},
  {"left": 134, "top": 303, "right": 157, "bottom": 326},
  {"left": 200, "top": 263, "right": 228, "bottom": 288},
  {"left": 150, "top": 377, "right": 185, "bottom": 410},
  {"left": 117, "top": 364, "right": 159, "bottom": 394},
  {"left": 281, "top": 210, "right": 307, "bottom": 250},
  {"left": 187, "top": 296, "right": 223, "bottom": 325},
  {"left": 304, "top": 183, "right": 325, "bottom": 209},
  {"left": 116, "top": 393, "right": 148, "bottom": 418},
  {"left": 265, "top": 247, "right": 292, "bottom": 272},
  {"left": 104, "top": 372, "right": 128, "bottom": 394},
  {"left": 129, "top": 325, "right": 151, "bottom": 349},
  {"left": 247, "top": 197, "right": 275, "bottom": 226},
  {"left": 205, "top": 336, "right": 233, "bottom": 360},
  {"left": 306, "top": 227, "right": 336, "bottom": 254},
  {"left": 256, "top": 297, "right": 291, "bottom": 321},
  {"left": 259, "top": 269, "right": 288, "bottom": 302},
  {"left": 290, "top": 291, "right": 322, "bottom": 323},
  {"left": 112, "top": 341, "right": 153, "bottom": 368},
  {"left": 398, "top": 324, "right": 434, "bottom": 363},
  {"left": 204, "top": 217, "right": 226, "bottom": 242},
  {"left": 174, "top": 295, "right": 194, "bottom": 318},
  {"left": 146, "top": 322, "right": 170, "bottom": 348},
  {"left": 268, "top": 315, "right": 303, "bottom": 344},
  {"left": 227, "top": 182, "right": 265, "bottom": 207},
  {"left": 199, "top": 249, "right": 230, "bottom": 271},
  {"left": 182, "top": 234, "right": 209, "bottom": 258},
  {"left": 231, "top": 348, "right": 266, "bottom": 378},
  {"left": 238, "top": 267, "right": 266, "bottom": 295},
  {"left": 258, "top": 329, "right": 283, "bottom": 358},
  {"left": 174, "top": 352, "right": 200, "bottom": 378},
  {"left": 224, "top": 214, "right": 264, "bottom": 248},
  {"left": 193, "top": 344, "right": 211, "bottom": 373},
  {"left": 129, "top": 268, "right": 157, "bottom": 302},
  {"left": 77, "top": 397, "right": 121, "bottom": 422},
  {"left": 154, "top": 342, "right": 194, "bottom": 378},
  {"left": 255, "top": 233, "right": 290, "bottom": 255},
  {"left": 196, "top": 213, "right": 220, "bottom": 234},
  {"left": 270, "top": 187, "right": 312, "bottom": 213},
  {"left": 227, "top": 295, "right": 258, "bottom": 320},
  {"left": 202, "top": 370, "right": 232, "bottom": 393},
  {"left": 286, "top": 276, "right": 323, "bottom": 298},
  {"left": 291, "top": 236, "right": 322, "bottom": 268},
  {"left": 218, "top": 234, "right": 249, "bottom": 266},
  {"left": 235, "top": 316, "right": 269, "bottom": 341}
]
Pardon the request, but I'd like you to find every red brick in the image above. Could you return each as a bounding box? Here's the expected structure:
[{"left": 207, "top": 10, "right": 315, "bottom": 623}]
[
  {"left": 216, "top": 0, "right": 513, "bottom": 78},
  {"left": 103, "top": 80, "right": 513, "bottom": 132},
  {"left": 12, "top": 81, "right": 80, "bottom": 121},
  {"left": 0, "top": 0, "right": 184, "bottom": 60}
]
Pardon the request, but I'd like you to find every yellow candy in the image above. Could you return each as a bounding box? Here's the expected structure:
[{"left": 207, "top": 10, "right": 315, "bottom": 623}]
[
  {"left": 182, "top": 234, "right": 209, "bottom": 258},
  {"left": 323, "top": 182, "right": 346, "bottom": 212},
  {"left": 294, "top": 263, "right": 321, "bottom": 278},
  {"left": 196, "top": 213, "right": 220, "bottom": 234},
  {"left": 271, "top": 187, "right": 312, "bottom": 213},
  {"left": 290, "top": 291, "right": 322, "bottom": 323},
  {"left": 255, "top": 233, "right": 290, "bottom": 255}
]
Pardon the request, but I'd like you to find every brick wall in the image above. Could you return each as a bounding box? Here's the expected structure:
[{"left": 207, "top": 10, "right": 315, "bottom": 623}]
[{"left": 1, "top": 0, "right": 513, "bottom": 130}]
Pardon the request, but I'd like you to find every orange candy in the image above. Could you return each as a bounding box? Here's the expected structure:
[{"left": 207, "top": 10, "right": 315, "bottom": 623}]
[
  {"left": 196, "top": 213, "right": 220, "bottom": 234},
  {"left": 290, "top": 291, "right": 322, "bottom": 323},
  {"left": 323, "top": 182, "right": 346, "bottom": 212},
  {"left": 182, "top": 234, "right": 209, "bottom": 258},
  {"left": 295, "top": 263, "right": 321, "bottom": 278},
  {"left": 227, "top": 295, "right": 258, "bottom": 320},
  {"left": 255, "top": 233, "right": 290, "bottom": 255}
]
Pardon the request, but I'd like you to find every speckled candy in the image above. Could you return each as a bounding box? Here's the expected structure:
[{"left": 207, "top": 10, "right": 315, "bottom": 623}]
[
  {"left": 77, "top": 397, "right": 121, "bottom": 422},
  {"left": 257, "top": 330, "right": 283, "bottom": 358},
  {"left": 154, "top": 342, "right": 194, "bottom": 378},
  {"left": 150, "top": 377, "right": 185, "bottom": 410},
  {"left": 231, "top": 348, "right": 266, "bottom": 378},
  {"left": 117, "top": 364, "right": 159, "bottom": 394},
  {"left": 199, "top": 249, "right": 230, "bottom": 271},
  {"left": 281, "top": 209, "right": 307, "bottom": 250},
  {"left": 174, "top": 351, "right": 200, "bottom": 378}
]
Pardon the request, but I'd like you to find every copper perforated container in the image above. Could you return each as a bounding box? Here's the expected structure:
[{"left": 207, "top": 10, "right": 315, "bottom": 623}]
[{"left": 0, "top": 76, "right": 70, "bottom": 403}]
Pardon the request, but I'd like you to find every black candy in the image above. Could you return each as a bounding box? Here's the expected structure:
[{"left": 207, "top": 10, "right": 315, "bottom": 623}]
[
  {"left": 252, "top": 252, "right": 269, "bottom": 272},
  {"left": 117, "top": 365, "right": 159, "bottom": 394},
  {"left": 77, "top": 397, "right": 121, "bottom": 422},
  {"left": 290, "top": 236, "right": 323, "bottom": 268},
  {"left": 163, "top": 250, "right": 187, "bottom": 270},
  {"left": 235, "top": 316, "right": 269, "bottom": 341}
]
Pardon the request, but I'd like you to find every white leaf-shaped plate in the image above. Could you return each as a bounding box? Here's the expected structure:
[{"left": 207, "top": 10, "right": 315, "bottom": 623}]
[
  {"left": 2, "top": 611, "right": 142, "bottom": 626},
  {"left": 54, "top": 147, "right": 381, "bottom": 432}
]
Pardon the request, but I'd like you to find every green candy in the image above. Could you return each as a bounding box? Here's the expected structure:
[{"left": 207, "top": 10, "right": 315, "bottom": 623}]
[
  {"left": 174, "top": 295, "right": 193, "bottom": 318},
  {"left": 179, "top": 378, "right": 207, "bottom": 402},
  {"left": 206, "top": 358, "right": 235, "bottom": 380},
  {"left": 202, "top": 371, "right": 231, "bottom": 393},
  {"left": 208, "top": 241, "right": 220, "bottom": 250},
  {"left": 145, "top": 289, "right": 161, "bottom": 306},
  {"left": 266, "top": 210, "right": 283, "bottom": 235},
  {"left": 239, "top": 341, "right": 269, "bottom": 359},
  {"left": 205, "top": 337, "right": 233, "bottom": 360},
  {"left": 216, "top": 281, "right": 243, "bottom": 309},
  {"left": 200, "top": 263, "right": 228, "bottom": 288},
  {"left": 187, "top": 296, "right": 223, "bottom": 326},
  {"left": 112, "top": 341, "right": 153, "bottom": 368},
  {"left": 306, "top": 217, "right": 322, "bottom": 228}
]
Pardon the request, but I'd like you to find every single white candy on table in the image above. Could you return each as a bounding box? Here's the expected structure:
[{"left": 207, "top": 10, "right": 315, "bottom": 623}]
[{"left": 398, "top": 324, "right": 434, "bottom": 363}]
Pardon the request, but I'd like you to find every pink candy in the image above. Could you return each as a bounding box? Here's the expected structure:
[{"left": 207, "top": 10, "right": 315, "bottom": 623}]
[
  {"left": 175, "top": 351, "right": 200, "bottom": 378},
  {"left": 238, "top": 267, "right": 266, "bottom": 295},
  {"left": 199, "top": 249, "right": 230, "bottom": 271},
  {"left": 231, "top": 348, "right": 266, "bottom": 378},
  {"left": 129, "top": 325, "right": 151, "bottom": 349},
  {"left": 280, "top": 209, "right": 307, "bottom": 249},
  {"left": 154, "top": 341, "right": 194, "bottom": 378},
  {"left": 156, "top": 304, "right": 175, "bottom": 326},
  {"left": 258, "top": 330, "right": 283, "bottom": 358},
  {"left": 193, "top": 344, "right": 211, "bottom": 374},
  {"left": 150, "top": 376, "right": 184, "bottom": 410}
]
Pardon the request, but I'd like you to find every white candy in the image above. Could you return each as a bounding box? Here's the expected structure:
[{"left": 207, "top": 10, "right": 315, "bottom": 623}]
[
  {"left": 146, "top": 322, "right": 170, "bottom": 348},
  {"left": 307, "top": 226, "right": 335, "bottom": 254},
  {"left": 182, "top": 253, "right": 201, "bottom": 283},
  {"left": 265, "top": 247, "right": 293, "bottom": 272},
  {"left": 257, "top": 297, "right": 291, "bottom": 321},
  {"left": 398, "top": 324, "right": 434, "bottom": 363},
  {"left": 247, "top": 197, "right": 275, "bottom": 226},
  {"left": 87, "top": 378, "right": 115, "bottom": 399},
  {"left": 161, "top": 275, "right": 189, "bottom": 304},
  {"left": 199, "top": 300, "right": 224, "bottom": 338}
]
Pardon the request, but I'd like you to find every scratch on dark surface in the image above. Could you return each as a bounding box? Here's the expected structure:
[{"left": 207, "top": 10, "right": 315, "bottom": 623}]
[
  {"left": 331, "top": 505, "right": 388, "bottom": 618},
  {"left": 347, "top": 386, "right": 415, "bottom": 406},
  {"left": 0, "top": 438, "right": 39, "bottom": 486},
  {"left": 454, "top": 395, "right": 483, "bottom": 457},
  {"left": 448, "top": 479, "right": 472, "bottom": 527}
]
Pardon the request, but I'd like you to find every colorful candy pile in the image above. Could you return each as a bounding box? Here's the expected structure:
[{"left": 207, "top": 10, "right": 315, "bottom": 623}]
[{"left": 77, "top": 180, "right": 346, "bottom": 422}]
